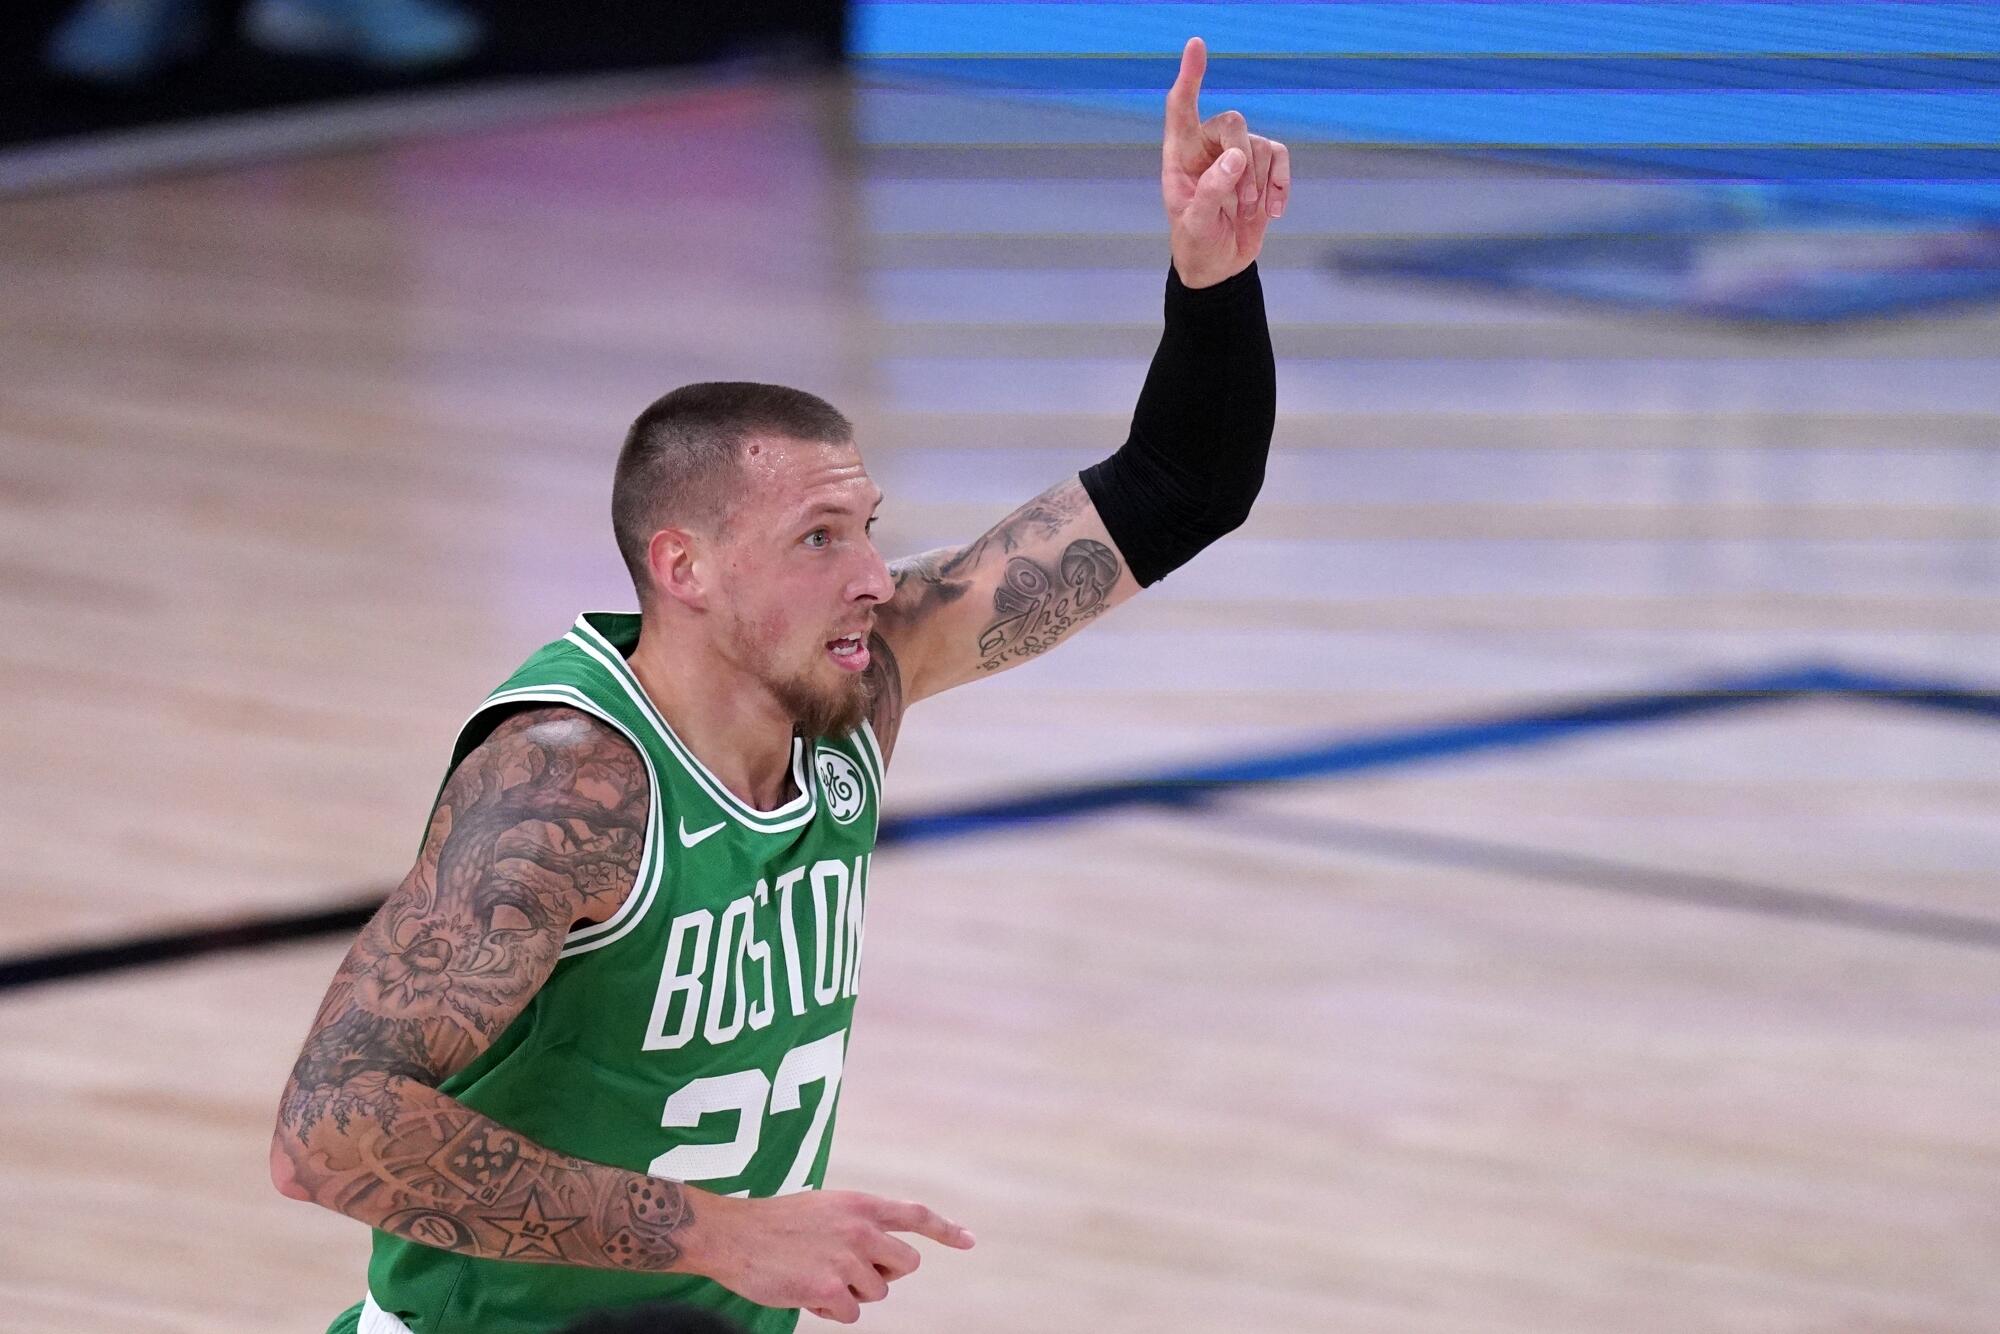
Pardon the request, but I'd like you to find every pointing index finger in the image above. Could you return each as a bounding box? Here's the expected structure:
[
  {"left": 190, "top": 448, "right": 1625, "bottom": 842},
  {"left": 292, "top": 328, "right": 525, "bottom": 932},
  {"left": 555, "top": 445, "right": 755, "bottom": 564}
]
[
  {"left": 875, "top": 1199, "right": 977, "bottom": 1249},
  {"left": 1165, "top": 36, "right": 1206, "bottom": 138}
]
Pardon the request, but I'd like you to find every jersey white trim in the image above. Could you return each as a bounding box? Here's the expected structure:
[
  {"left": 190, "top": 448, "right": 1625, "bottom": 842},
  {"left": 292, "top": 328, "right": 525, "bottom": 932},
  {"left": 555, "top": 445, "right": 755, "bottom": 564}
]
[
  {"left": 360, "top": 1293, "right": 413, "bottom": 1334},
  {"left": 463, "top": 684, "right": 667, "bottom": 959},
  {"left": 855, "top": 718, "right": 888, "bottom": 793},
  {"left": 849, "top": 721, "right": 887, "bottom": 842},
  {"left": 566, "top": 615, "right": 818, "bottom": 835}
]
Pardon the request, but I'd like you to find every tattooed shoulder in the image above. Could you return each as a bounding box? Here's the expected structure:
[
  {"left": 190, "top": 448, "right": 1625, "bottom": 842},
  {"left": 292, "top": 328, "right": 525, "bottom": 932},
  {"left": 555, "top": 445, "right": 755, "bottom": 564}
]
[
  {"left": 280, "top": 706, "right": 648, "bottom": 1137},
  {"left": 434, "top": 705, "right": 650, "bottom": 928}
]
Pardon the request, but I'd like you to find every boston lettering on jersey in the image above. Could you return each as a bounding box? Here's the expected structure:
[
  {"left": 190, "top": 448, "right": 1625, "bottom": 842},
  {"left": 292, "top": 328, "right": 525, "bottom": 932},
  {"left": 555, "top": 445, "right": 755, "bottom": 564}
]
[
  {"left": 350, "top": 612, "right": 886, "bottom": 1334},
  {"left": 646, "top": 855, "right": 870, "bottom": 1052}
]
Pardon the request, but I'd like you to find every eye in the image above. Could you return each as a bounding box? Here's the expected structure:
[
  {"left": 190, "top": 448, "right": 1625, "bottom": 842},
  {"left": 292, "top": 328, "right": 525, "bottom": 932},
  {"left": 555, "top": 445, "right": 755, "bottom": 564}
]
[{"left": 803, "top": 528, "right": 830, "bottom": 549}]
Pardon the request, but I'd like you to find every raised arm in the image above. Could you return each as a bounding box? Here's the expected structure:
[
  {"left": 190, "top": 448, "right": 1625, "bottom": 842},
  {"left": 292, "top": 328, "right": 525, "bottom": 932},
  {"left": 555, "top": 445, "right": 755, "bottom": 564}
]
[
  {"left": 869, "top": 39, "right": 1284, "bottom": 736},
  {"left": 271, "top": 707, "right": 968, "bottom": 1323}
]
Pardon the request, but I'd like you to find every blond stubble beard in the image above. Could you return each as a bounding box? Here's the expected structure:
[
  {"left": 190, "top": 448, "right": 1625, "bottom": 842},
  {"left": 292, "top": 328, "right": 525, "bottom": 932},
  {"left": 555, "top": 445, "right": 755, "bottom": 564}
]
[
  {"left": 770, "top": 659, "right": 873, "bottom": 739},
  {"left": 719, "top": 608, "right": 874, "bottom": 740}
]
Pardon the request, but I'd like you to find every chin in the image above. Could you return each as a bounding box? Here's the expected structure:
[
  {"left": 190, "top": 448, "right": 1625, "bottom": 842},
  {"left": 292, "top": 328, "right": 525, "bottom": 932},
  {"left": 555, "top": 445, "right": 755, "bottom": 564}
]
[{"left": 777, "top": 666, "right": 872, "bottom": 739}]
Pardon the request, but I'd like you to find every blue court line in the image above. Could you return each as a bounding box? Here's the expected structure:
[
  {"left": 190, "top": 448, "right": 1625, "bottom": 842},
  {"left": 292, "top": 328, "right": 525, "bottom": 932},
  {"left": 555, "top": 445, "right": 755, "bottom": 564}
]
[
  {"left": 1223, "top": 805, "right": 2000, "bottom": 952},
  {"left": 1832, "top": 670, "right": 2000, "bottom": 722},
  {"left": 0, "top": 660, "right": 1990, "bottom": 991},
  {"left": 876, "top": 661, "right": 1999, "bottom": 845}
]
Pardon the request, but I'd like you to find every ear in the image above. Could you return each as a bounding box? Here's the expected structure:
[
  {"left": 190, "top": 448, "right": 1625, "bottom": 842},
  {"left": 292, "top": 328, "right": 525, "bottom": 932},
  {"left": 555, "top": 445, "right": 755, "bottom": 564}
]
[{"left": 646, "top": 526, "right": 710, "bottom": 610}]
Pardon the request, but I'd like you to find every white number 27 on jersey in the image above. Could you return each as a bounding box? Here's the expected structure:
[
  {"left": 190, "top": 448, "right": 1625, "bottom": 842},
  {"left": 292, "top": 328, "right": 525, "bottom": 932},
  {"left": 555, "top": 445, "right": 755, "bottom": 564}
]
[{"left": 647, "top": 1031, "right": 845, "bottom": 1196}]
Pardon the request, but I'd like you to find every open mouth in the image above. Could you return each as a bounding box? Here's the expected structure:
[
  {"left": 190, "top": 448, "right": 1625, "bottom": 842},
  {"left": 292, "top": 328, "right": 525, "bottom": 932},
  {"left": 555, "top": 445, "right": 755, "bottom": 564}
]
[{"left": 826, "top": 633, "right": 870, "bottom": 672}]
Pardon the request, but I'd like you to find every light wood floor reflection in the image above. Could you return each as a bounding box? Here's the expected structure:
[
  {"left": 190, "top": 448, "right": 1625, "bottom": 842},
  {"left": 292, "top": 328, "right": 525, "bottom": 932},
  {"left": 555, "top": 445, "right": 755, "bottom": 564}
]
[{"left": 1, "top": 74, "right": 1995, "bottom": 1333}]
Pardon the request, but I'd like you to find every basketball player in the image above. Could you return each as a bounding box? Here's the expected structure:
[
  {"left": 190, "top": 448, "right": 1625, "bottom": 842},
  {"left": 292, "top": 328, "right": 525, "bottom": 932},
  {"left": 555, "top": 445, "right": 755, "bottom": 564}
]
[{"left": 272, "top": 37, "right": 1286, "bottom": 1333}]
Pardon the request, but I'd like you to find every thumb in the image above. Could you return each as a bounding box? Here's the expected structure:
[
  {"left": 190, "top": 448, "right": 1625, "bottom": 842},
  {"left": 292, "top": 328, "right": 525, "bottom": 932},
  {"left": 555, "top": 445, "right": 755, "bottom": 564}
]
[{"left": 1191, "top": 147, "right": 1245, "bottom": 221}]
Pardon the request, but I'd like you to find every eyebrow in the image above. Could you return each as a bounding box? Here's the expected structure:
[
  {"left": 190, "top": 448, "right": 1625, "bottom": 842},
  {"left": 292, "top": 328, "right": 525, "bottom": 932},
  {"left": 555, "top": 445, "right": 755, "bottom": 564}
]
[{"left": 797, "top": 494, "right": 884, "bottom": 525}]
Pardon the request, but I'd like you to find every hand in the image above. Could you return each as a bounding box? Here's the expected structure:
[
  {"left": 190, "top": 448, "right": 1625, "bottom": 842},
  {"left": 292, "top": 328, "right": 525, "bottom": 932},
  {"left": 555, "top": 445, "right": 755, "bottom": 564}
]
[
  {"left": 1161, "top": 36, "right": 1292, "bottom": 289},
  {"left": 689, "top": 1188, "right": 975, "bottom": 1325}
]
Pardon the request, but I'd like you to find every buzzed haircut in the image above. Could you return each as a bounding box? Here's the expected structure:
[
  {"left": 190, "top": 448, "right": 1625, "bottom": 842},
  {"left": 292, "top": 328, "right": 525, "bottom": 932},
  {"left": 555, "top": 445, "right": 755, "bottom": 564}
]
[{"left": 611, "top": 381, "right": 852, "bottom": 600}]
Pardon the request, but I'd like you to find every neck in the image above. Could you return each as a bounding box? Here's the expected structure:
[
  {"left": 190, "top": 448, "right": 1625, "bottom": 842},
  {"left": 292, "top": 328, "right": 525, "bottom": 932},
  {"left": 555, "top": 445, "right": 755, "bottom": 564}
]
[{"left": 624, "top": 613, "right": 799, "bottom": 812}]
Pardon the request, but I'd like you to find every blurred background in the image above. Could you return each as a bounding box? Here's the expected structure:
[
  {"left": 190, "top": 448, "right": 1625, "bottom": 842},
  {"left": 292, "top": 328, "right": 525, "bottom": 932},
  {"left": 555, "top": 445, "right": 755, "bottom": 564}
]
[{"left": 2, "top": 2, "right": 1996, "bottom": 1331}]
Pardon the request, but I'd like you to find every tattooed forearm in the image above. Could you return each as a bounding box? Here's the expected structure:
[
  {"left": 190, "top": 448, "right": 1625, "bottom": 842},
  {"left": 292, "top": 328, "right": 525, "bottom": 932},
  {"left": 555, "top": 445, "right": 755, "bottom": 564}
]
[
  {"left": 273, "top": 706, "right": 696, "bottom": 1272},
  {"left": 975, "top": 539, "right": 1120, "bottom": 671},
  {"left": 284, "top": 1078, "right": 696, "bottom": 1271}
]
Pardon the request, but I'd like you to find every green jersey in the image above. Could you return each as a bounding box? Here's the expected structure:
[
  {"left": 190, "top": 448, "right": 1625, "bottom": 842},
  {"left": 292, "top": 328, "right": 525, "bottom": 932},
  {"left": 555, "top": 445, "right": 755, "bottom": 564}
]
[{"left": 348, "top": 612, "right": 885, "bottom": 1334}]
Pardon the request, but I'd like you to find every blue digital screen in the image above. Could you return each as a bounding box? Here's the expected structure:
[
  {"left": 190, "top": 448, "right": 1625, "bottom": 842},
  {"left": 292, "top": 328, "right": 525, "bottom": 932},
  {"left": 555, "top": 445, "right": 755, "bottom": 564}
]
[{"left": 853, "top": 3, "right": 2000, "bottom": 214}]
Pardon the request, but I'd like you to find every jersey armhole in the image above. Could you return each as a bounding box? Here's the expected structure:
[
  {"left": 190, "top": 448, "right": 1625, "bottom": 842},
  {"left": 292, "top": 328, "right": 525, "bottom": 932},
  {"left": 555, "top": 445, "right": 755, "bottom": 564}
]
[
  {"left": 854, "top": 720, "right": 887, "bottom": 843},
  {"left": 455, "top": 687, "right": 667, "bottom": 960}
]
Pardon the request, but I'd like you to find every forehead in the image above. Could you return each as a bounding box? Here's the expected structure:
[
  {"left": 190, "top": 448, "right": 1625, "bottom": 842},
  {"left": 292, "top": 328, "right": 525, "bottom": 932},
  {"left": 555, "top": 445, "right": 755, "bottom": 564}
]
[{"left": 738, "top": 434, "right": 879, "bottom": 517}]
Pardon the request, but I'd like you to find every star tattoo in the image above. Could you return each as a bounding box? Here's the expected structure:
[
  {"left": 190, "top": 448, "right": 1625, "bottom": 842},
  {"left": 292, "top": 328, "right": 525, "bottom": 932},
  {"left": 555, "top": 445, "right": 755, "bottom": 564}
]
[{"left": 486, "top": 1189, "right": 583, "bottom": 1260}]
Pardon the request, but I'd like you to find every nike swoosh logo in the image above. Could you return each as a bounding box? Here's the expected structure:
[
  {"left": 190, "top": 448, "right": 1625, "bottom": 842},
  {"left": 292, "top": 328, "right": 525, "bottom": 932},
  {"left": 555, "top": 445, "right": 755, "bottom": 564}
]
[{"left": 678, "top": 817, "right": 727, "bottom": 848}]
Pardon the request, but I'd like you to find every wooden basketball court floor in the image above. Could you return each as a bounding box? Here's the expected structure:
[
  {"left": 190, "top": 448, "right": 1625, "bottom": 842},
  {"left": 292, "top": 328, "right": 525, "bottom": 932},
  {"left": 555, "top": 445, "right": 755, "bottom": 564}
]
[{"left": 1, "top": 74, "right": 1996, "bottom": 1332}]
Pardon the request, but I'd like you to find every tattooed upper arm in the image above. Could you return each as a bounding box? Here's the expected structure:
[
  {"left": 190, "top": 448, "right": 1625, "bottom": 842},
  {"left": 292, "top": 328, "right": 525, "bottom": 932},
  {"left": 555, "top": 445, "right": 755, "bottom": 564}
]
[
  {"left": 870, "top": 476, "right": 1138, "bottom": 736},
  {"left": 280, "top": 706, "right": 647, "bottom": 1137},
  {"left": 860, "top": 630, "right": 908, "bottom": 766}
]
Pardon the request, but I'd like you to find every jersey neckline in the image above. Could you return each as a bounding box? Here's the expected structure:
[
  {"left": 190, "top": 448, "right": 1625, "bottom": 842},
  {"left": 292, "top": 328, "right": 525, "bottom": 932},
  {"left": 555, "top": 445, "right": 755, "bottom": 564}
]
[{"left": 566, "top": 612, "right": 819, "bottom": 835}]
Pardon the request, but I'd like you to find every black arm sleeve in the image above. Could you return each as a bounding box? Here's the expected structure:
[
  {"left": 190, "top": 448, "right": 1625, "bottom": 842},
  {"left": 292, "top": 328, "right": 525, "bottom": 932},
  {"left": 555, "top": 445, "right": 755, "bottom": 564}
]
[{"left": 1078, "top": 261, "right": 1276, "bottom": 587}]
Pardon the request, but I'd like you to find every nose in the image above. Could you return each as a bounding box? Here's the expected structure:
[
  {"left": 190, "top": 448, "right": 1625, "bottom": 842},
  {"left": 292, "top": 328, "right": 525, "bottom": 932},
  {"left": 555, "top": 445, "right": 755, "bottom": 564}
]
[{"left": 853, "top": 540, "right": 894, "bottom": 605}]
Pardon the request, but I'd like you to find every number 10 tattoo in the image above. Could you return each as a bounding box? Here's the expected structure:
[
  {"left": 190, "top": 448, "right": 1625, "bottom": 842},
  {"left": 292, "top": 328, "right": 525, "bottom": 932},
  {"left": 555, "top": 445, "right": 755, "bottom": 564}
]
[{"left": 977, "top": 538, "right": 1120, "bottom": 670}]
